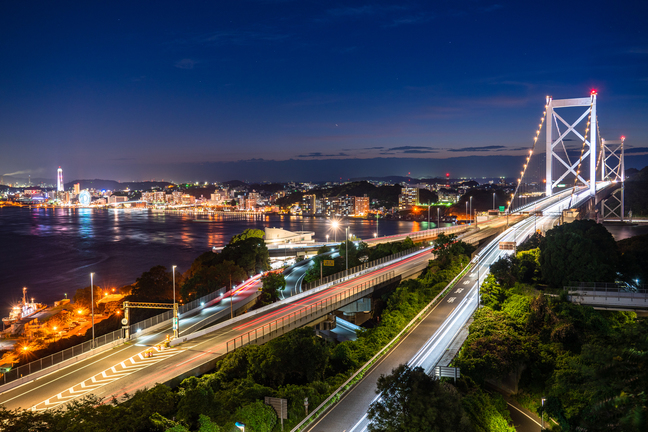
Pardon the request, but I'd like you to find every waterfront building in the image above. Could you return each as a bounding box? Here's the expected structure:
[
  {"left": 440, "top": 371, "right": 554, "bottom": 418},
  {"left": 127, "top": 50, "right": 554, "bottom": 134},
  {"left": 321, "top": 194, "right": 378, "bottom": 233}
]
[
  {"left": 73, "top": 183, "right": 80, "bottom": 195},
  {"left": 302, "top": 194, "right": 317, "bottom": 215},
  {"left": 398, "top": 187, "right": 419, "bottom": 209},
  {"left": 354, "top": 195, "right": 370, "bottom": 216}
]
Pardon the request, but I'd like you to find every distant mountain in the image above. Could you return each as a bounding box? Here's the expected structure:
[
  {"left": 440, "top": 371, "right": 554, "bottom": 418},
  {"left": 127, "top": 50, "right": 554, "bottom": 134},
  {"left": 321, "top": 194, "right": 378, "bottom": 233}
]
[
  {"left": 65, "top": 179, "right": 174, "bottom": 191},
  {"left": 626, "top": 167, "right": 648, "bottom": 182}
]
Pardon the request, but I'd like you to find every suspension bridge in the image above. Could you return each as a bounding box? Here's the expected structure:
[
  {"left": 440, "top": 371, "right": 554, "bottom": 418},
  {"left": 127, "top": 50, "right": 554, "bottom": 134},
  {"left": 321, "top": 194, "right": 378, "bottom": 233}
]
[{"left": 507, "top": 91, "right": 626, "bottom": 222}]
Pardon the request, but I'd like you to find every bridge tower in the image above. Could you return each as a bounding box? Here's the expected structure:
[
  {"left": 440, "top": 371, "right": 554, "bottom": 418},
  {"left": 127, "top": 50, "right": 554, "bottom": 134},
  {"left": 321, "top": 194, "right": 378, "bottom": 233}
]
[
  {"left": 600, "top": 137, "right": 625, "bottom": 221},
  {"left": 545, "top": 92, "right": 597, "bottom": 197}
]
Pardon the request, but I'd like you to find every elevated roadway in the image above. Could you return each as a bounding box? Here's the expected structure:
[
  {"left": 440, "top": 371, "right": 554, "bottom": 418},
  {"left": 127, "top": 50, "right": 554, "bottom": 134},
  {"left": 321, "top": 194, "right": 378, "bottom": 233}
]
[{"left": 302, "top": 185, "right": 611, "bottom": 432}]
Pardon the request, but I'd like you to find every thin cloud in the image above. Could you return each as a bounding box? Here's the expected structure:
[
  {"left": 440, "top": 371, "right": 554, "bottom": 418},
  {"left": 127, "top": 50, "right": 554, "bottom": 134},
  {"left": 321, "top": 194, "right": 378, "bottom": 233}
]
[
  {"left": 625, "top": 147, "right": 648, "bottom": 154},
  {"left": 402, "top": 149, "right": 438, "bottom": 154},
  {"left": 449, "top": 145, "right": 506, "bottom": 152},
  {"left": 388, "top": 146, "right": 435, "bottom": 151},
  {"left": 175, "top": 59, "right": 197, "bottom": 70},
  {"left": 384, "top": 13, "right": 433, "bottom": 27},
  {"left": 296, "top": 152, "right": 349, "bottom": 158}
]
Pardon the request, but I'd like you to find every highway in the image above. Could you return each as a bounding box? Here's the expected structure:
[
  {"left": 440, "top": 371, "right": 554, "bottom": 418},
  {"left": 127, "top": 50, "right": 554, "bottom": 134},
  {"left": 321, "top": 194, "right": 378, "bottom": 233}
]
[
  {"left": 304, "top": 187, "right": 603, "bottom": 432},
  {"left": 0, "top": 245, "right": 442, "bottom": 411},
  {"left": 0, "top": 276, "right": 263, "bottom": 410}
]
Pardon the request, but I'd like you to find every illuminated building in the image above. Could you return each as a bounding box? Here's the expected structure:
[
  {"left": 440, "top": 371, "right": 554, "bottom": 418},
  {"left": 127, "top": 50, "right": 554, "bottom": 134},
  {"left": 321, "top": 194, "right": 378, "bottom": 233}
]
[
  {"left": 399, "top": 187, "right": 419, "bottom": 209},
  {"left": 74, "top": 183, "right": 80, "bottom": 195},
  {"left": 354, "top": 195, "right": 370, "bottom": 215}
]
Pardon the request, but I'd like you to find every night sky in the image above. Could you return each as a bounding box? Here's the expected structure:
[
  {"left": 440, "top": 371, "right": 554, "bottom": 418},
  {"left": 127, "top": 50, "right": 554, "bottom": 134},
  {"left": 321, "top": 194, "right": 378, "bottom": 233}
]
[{"left": 1, "top": 1, "right": 647, "bottom": 182}]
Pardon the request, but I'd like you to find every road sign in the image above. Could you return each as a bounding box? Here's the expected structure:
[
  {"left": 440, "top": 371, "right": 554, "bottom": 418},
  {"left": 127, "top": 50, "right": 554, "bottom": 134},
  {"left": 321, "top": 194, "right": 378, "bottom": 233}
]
[
  {"left": 499, "top": 206, "right": 505, "bottom": 212},
  {"left": 434, "top": 366, "right": 460, "bottom": 382},
  {"left": 121, "top": 318, "right": 128, "bottom": 326},
  {"left": 498, "top": 241, "right": 516, "bottom": 250},
  {"left": 265, "top": 397, "right": 288, "bottom": 430},
  {"left": 323, "top": 260, "right": 334, "bottom": 266}
]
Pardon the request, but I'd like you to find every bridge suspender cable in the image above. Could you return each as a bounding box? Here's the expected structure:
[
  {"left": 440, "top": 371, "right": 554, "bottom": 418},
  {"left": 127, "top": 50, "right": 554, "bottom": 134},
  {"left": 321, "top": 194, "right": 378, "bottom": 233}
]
[{"left": 507, "top": 100, "right": 549, "bottom": 214}]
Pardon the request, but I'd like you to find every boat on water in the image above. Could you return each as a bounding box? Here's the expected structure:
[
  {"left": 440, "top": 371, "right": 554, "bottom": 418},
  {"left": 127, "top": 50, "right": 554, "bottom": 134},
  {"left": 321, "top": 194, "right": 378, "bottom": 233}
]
[{"left": 2, "top": 287, "right": 45, "bottom": 327}]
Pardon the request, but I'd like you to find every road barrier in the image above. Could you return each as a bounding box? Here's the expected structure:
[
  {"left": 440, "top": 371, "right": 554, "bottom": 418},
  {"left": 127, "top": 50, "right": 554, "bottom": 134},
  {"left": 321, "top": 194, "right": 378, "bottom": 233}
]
[
  {"left": 0, "top": 286, "right": 227, "bottom": 387},
  {"left": 290, "top": 260, "right": 475, "bottom": 431},
  {"left": 225, "top": 271, "right": 397, "bottom": 353}
]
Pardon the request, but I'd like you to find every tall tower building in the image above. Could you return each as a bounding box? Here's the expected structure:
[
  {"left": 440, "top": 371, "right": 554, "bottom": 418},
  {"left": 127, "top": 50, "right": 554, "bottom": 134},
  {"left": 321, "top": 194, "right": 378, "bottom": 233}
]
[{"left": 57, "top": 167, "right": 63, "bottom": 192}]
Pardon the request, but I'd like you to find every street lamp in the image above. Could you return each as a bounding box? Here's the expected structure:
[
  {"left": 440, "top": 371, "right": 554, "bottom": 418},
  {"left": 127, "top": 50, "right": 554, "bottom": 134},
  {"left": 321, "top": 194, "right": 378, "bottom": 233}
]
[
  {"left": 374, "top": 232, "right": 377, "bottom": 238},
  {"left": 331, "top": 220, "right": 339, "bottom": 242},
  {"left": 437, "top": 206, "right": 440, "bottom": 229},
  {"left": 541, "top": 398, "right": 546, "bottom": 429},
  {"left": 345, "top": 226, "right": 349, "bottom": 272},
  {"left": 469, "top": 196, "right": 473, "bottom": 226},
  {"left": 90, "top": 272, "right": 95, "bottom": 348},
  {"left": 427, "top": 200, "right": 430, "bottom": 229},
  {"left": 465, "top": 201, "right": 468, "bottom": 224},
  {"left": 172, "top": 265, "right": 178, "bottom": 339},
  {"left": 326, "top": 234, "right": 329, "bottom": 243},
  {"left": 493, "top": 192, "right": 496, "bottom": 210}
]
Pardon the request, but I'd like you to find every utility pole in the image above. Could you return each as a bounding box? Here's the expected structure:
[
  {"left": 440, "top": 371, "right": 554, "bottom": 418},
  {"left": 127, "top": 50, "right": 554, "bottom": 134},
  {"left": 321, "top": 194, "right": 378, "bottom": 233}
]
[
  {"left": 437, "top": 207, "right": 440, "bottom": 230},
  {"left": 345, "top": 227, "right": 349, "bottom": 274},
  {"left": 172, "top": 265, "right": 178, "bottom": 340},
  {"left": 427, "top": 200, "right": 430, "bottom": 229},
  {"left": 469, "top": 196, "right": 473, "bottom": 226},
  {"left": 230, "top": 275, "right": 233, "bottom": 319}
]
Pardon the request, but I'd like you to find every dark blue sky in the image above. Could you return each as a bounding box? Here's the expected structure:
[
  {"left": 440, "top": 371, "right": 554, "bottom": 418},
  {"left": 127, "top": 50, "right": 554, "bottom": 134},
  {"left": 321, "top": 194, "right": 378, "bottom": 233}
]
[{"left": 1, "top": 1, "right": 647, "bottom": 182}]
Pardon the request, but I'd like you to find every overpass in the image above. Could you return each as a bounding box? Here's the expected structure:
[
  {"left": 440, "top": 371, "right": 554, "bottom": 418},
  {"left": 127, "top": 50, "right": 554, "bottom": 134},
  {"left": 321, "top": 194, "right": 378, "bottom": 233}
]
[
  {"left": 267, "top": 224, "right": 470, "bottom": 258},
  {"left": 567, "top": 284, "right": 648, "bottom": 311}
]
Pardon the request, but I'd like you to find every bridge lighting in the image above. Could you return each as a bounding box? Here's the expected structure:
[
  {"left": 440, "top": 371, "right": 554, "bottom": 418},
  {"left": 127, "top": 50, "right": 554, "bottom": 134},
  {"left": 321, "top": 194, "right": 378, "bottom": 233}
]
[{"left": 621, "top": 136, "right": 625, "bottom": 140}]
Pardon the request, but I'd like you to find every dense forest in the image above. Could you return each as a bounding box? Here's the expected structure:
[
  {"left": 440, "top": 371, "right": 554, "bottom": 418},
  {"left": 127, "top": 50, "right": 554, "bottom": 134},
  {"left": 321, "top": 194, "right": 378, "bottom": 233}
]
[{"left": 454, "top": 221, "right": 648, "bottom": 431}]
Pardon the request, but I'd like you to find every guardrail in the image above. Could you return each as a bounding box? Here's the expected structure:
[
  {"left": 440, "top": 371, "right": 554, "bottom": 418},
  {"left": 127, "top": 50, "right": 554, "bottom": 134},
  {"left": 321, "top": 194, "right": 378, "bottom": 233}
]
[
  {"left": 290, "top": 260, "right": 475, "bottom": 431},
  {"left": 225, "top": 271, "right": 396, "bottom": 353},
  {"left": 0, "top": 286, "right": 228, "bottom": 386},
  {"left": 301, "top": 246, "right": 424, "bottom": 292}
]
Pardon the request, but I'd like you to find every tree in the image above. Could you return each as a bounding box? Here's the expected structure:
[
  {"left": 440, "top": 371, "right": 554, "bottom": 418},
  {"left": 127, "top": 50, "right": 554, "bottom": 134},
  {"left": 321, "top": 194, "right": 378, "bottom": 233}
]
[
  {"left": 131, "top": 265, "right": 173, "bottom": 301},
  {"left": 72, "top": 286, "right": 102, "bottom": 309},
  {"left": 230, "top": 228, "right": 265, "bottom": 244},
  {"left": 234, "top": 400, "right": 277, "bottom": 432},
  {"left": 259, "top": 272, "right": 285, "bottom": 305},
  {"left": 368, "top": 364, "right": 473, "bottom": 432},
  {"left": 480, "top": 274, "right": 509, "bottom": 310},
  {"left": 489, "top": 255, "right": 517, "bottom": 288},
  {"left": 539, "top": 219, "right": 619, "bottom": 288},
  {"left": 181, "top": 260, "right": 247, "bottom": 301},
  {"left": 433, "top": 233, "right": 476, "bottom": 264}
]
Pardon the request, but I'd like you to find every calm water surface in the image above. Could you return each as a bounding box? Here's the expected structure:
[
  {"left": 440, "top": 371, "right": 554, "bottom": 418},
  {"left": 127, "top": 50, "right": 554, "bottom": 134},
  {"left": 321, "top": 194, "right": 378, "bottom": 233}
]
[{"left": 0, "top": 207, "right": 440, "bottom": 307}]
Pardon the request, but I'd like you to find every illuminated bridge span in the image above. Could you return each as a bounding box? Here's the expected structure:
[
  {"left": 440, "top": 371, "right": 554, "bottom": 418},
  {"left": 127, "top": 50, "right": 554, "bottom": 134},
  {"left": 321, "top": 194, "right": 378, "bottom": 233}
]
[{"left": 507, "top": 92, "right": 625, "bottom": 222}]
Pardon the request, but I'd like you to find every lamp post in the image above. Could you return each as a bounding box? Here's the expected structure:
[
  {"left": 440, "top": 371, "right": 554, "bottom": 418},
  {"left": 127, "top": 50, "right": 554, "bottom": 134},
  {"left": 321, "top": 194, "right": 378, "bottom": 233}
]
[
  {"left": 493, "top": 192, "right": 496, "bottom": 210},
  {"left": 469, "top": 196, "right": 473, "bottom": 226},
  {"left": 541, "top": 398, "right": 546, "bottom": 429},
  {"left": 427, "top": 200, "right": 430, "bottom": 229},
  {"left": 437, "top": 207, "right": 440, "bottom": 230},
  {"left": 172, "top": 265, "right": 178, "bottom": 339},
  {"left": 331, "top": 220, "right": 339, "bottom": 242},
  {"left": 90, "top": 272, "right": 95, "bottom": 348},
  {"left": 465, "top": 201, "right": 468, "bottom": 224},
  {"left": 230, "top": 275, "right": 233, "bottom": 319},
  {"left": 326, "top": 234, "right": 329, "bottom": 243},
  {"left": 345, "top": 226, "right": 349, "bottom": 273}
]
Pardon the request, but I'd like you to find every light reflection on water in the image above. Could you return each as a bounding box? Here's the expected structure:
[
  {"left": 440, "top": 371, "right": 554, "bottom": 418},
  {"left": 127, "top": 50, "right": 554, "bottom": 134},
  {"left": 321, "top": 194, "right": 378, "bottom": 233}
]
[{"left": 0, "top": 207, "right": 447, "bottom": 306}]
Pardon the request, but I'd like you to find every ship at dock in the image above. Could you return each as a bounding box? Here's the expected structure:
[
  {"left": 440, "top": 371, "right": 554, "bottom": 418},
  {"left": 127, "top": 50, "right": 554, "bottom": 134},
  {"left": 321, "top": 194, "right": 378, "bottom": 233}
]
[{"left": 2, "top": 287, "right": 45, "bottom": 328}]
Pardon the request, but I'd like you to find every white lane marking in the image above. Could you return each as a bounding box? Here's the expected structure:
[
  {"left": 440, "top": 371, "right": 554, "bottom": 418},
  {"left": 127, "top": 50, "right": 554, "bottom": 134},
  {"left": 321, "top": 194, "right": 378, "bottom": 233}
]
[
  {"left": 455, "top": 288, "right": 464, "bottom": 293},
  {"left": 506, "top": 401, "right": 543, "bottom": 427},
  {"left": 447, "top": 297, "right": 456, "bottom": 303}
]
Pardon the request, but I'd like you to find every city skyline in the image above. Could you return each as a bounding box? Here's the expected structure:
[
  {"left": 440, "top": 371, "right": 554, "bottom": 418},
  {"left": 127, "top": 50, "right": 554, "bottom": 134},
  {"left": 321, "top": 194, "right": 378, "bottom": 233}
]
[{"left": 1, "top": 1, "right": 647, "bottom": 182}]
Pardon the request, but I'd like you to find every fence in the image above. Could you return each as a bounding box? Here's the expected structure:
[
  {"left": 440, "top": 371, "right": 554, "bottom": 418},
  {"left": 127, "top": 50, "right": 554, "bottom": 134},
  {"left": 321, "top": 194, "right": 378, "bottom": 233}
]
[
  {"left": 0, "top": 286, "right": 228, "bottom": 386},
  {"left": 225, "top": 271, "right": 396, "bottom": 353},
  {"left": 301, "top": 246, "right": 424, "bottom": 292},
  {"left": 565, "top": 282, "right": 647, "bottom": 293}
]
